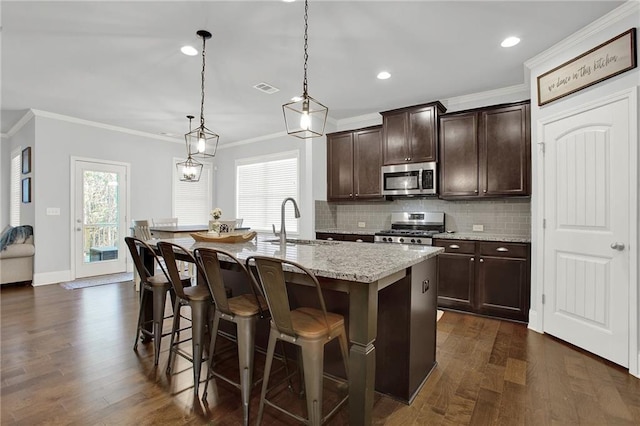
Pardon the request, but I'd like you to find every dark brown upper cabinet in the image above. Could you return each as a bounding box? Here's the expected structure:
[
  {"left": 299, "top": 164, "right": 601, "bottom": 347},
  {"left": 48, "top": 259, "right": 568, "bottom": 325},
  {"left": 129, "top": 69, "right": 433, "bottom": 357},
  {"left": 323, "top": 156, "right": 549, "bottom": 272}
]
[
  {"left": 327, "top": 126, "right": 383, "bottom": 201},
  {"left": 381, "top": 101, "right": 446, "bottom": 165},
  {"left": 439, "top": 100, "right": 531, "bottom": 199}
]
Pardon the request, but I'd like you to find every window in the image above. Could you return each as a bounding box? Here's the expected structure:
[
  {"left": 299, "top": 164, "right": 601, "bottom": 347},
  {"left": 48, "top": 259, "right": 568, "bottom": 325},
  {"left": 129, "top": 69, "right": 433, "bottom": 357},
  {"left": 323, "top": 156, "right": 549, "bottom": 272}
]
[
  {"left": 236, "top": 151, "right": 299, "bottom": 233},
  {"left": 173, "top": 159, "right": 212, "bottom": 225},
  {"left": 10, "top": 149, "right": 21, "bottom": 226}
]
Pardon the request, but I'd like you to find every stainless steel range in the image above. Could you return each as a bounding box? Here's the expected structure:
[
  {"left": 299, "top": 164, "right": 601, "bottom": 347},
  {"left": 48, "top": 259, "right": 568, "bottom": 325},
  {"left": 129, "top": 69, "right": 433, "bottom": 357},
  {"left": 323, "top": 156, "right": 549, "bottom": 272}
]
[{"left": 374, "top": 211, "right": 445, "bottom": 246}]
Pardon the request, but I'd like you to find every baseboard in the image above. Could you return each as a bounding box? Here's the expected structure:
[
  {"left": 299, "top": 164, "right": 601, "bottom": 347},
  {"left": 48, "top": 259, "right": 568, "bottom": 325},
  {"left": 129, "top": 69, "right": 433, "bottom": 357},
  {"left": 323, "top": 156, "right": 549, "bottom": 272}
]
[
  {"left": 527, "top": 309, "right": 542, "bottom": 333},
  {"left": 33, "top": 270, "right": 72, "bottom": 286}
]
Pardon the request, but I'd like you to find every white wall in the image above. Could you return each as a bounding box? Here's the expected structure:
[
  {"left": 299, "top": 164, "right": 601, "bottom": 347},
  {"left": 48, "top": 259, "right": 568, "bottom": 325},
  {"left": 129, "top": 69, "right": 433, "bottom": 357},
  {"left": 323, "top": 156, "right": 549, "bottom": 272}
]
[
  {"left": 526, "top": 3, "right": 639, "bottom": 376},
  {"left": 8, "top": 112, "right": 187, "bottom": 284}
]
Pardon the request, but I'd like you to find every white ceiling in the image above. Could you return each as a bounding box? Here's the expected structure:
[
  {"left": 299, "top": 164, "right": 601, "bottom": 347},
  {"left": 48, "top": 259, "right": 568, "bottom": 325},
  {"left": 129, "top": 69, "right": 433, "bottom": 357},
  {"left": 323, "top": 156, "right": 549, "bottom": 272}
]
[{"left": 1, "top": 1, "right": 624, "bottom": 144}]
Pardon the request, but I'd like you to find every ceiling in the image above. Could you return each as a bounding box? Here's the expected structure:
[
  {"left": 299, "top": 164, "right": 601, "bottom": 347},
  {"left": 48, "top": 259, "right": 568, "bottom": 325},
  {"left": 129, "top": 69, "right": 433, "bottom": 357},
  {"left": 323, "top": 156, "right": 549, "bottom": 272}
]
[{"left": 1, "top": 1, "right": 624, "bottom": 144}]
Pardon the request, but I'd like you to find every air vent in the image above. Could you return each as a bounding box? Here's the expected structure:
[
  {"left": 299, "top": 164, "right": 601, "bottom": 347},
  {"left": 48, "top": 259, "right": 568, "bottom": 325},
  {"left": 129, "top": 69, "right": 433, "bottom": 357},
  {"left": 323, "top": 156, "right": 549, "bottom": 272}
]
[{"left": 253, "top": 82, "right": 280, "bottom": 94}]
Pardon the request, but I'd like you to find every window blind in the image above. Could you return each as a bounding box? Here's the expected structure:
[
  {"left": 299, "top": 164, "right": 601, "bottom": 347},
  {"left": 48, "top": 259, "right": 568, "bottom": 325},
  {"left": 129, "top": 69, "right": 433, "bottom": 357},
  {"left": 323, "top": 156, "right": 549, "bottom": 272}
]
[
  {"left": 173, "top": 160, "right": 212, "bottom": 225},
  {"left": 236, "top": 153, "right": 298, "bottom": 233},
  {"left": 10, "top": 150, "right": 21, "bottom": 226}
]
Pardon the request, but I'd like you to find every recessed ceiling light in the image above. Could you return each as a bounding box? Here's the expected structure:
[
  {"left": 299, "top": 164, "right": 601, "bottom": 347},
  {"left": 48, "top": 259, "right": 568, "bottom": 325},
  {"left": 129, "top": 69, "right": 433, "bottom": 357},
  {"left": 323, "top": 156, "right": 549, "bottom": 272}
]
[
  {"left": 377, "top": 71, "right": 391, "bottom": 80},
  {"left": 181, "top": 45, "right": 198, "bottom": 56},
  {"left": 501, "top": 36, "right": 520, "bottom": 48}
]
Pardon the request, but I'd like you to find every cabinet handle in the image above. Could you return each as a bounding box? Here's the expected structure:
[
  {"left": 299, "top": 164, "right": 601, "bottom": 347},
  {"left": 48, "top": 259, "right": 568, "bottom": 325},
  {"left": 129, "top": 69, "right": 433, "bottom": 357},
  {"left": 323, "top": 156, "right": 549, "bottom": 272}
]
[
  {"left": 355, "top": 239, "right": 363, "bottom": 243},
  {"left": 349, "top": 193, "right": 353, "bottom": 197},
  {"left": 470, "top": 257, "right": 474, "bottom": 262},
  {"left": 355, "top": 193, "right": 358, "bottom": 197},
  {"left": 496, "top": 247, "right": 509, "bottom": 252},
  {"left": 479, "top": 258, "right": 484, "bottom": 263},
  {"left": 327, "top": 237, "right": 334, "bottom": 241},
  {"left": 474, "top": 190, "right": 478, "bottom": 193},
  {"left": 483, "top": 189, "right": 487, "bottom": 193},
  {"left": 449, "top": 244, "right": 460, "bottom": 249}
]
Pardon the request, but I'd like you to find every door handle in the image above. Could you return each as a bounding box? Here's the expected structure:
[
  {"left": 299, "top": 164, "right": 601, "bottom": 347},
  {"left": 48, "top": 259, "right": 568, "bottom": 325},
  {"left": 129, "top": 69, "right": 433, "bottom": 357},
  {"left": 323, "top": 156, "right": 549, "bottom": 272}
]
[
  {"left": 76, "top": 227, "right": 82, "bottom": 231},
  {"left": 610, "top": 242, "right": 625, "bottom": 251}
]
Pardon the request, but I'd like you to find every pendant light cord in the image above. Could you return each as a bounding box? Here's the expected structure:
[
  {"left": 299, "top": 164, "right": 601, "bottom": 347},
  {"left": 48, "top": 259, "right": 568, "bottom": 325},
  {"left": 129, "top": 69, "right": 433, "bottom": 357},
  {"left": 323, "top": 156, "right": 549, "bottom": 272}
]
[
  {"left": 302, "top": 0, "right": 309, "bottom": 97},
  {"left": 200, "top": 35, "right": 207, "bottom": 127}
]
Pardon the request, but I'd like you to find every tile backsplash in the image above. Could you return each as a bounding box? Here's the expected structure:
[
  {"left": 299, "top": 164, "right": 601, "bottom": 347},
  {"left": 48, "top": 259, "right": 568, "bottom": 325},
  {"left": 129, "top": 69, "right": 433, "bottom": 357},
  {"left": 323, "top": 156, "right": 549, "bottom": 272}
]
[{"left": 315, "top": 198, "right": 531, "bottom": 236}]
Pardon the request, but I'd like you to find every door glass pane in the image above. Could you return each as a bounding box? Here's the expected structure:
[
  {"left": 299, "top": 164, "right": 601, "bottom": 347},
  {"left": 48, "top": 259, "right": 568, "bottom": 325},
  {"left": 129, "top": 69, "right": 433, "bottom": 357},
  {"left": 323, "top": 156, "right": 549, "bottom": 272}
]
[{"left": 83, "top": 170, "right": 119, "bottom": 263}]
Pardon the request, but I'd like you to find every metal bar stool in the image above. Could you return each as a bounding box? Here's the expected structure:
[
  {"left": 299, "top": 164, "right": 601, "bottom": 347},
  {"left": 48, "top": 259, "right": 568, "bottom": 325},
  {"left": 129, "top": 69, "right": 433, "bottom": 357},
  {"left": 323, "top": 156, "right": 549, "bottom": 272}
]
[
  {"left": 157, "top": 241, "right": 212, "bottom": 397},
  {"left": 125, "top": 237, "right": 191, "bottom": 366},
  {"left": 247, "top": 255, "right": 349, "bottom": 426},
  {"left": 194, "top": 247, "right": 269, "bottom": 426}
]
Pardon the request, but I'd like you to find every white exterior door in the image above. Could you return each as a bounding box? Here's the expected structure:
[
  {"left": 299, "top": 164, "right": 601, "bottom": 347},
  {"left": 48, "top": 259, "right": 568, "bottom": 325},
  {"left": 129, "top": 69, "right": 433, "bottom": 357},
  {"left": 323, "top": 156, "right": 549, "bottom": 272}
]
[
  {"left": 73, "top": 159, "right": 128, "bottom": 278},
  {"left": 542, "top": 94, "right": 631, "bottom": 367}
]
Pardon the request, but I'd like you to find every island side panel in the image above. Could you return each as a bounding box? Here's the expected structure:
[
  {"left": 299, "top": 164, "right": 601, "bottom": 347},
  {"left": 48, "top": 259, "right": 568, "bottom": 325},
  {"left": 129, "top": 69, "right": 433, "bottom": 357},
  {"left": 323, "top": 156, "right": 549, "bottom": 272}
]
[{"left": 348, "top": 280, "right": 378, "bottom": 426}]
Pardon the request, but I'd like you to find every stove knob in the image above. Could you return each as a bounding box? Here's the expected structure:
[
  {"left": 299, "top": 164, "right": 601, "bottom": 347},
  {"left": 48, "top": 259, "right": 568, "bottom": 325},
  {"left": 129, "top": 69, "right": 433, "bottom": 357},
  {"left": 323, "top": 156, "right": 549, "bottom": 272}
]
[
  {"left": 383, "top": 237, "right": 389, "bottom": 242},
  {"left": 411, "top": 239, "right": 415, "bottom": 243},
  {"left": 416, "top": 239, "right": 422, "bottom": 244},
  {"left": 399, "top": 238, "right": 404, "bottom": 243}
]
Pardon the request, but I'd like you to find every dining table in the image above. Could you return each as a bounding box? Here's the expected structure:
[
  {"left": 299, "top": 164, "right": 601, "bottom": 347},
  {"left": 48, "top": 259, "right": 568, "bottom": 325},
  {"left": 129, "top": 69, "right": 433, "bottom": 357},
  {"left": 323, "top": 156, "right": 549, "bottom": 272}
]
[{"left": 141, "top": 233, "right": 443, "bottom": 426}]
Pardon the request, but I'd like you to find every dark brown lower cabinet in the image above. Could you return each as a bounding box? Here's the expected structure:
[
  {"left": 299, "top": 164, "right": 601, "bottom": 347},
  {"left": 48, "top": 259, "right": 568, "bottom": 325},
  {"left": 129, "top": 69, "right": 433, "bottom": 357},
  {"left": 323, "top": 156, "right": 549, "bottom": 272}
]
[
  {"left": 315, "top": 232, "right": 374, "bottom": 243},
  {"left": 434, "top": 239, "right": 530, "bottom": 322}
]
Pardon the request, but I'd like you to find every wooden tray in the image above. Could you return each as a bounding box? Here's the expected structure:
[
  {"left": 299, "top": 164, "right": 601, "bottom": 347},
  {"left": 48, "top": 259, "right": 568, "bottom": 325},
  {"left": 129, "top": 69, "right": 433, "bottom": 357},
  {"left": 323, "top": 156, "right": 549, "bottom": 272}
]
[{"left": 190, "top": 231, "right": 257, "bottom": 243}]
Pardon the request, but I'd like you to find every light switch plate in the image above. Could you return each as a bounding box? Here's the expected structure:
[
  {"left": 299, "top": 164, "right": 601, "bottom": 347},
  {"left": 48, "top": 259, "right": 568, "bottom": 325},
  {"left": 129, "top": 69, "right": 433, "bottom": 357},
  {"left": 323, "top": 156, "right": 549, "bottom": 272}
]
[
  {"left": 46, "top": 207, "right": 61, "bottom": 216},
  {"left": 358, "top": 221, "right": 366, "bottom": 228},
  {"left": 472, "top": 224, "right": 484, "bottom": 232}
]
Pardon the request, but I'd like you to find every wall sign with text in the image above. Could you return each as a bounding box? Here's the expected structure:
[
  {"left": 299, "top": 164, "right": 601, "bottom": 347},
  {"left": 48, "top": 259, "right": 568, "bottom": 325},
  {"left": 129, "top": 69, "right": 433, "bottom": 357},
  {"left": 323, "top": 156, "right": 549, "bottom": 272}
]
[{"left": 537, "top": 28, "right": 636, "bottom": 106}]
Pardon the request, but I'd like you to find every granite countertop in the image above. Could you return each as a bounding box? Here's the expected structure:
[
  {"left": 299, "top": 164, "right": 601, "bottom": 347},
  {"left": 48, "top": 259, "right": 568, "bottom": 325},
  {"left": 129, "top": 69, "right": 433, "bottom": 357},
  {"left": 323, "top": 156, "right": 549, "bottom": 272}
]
[
  {"left": 315, "top": 228, "right": 378, "bottom": 236},
  {"left": 156, "top": 234, "right": 443, "bottom": 283},
  {"left": 432, "top": 233, "right": 531, "bottom": 243}
]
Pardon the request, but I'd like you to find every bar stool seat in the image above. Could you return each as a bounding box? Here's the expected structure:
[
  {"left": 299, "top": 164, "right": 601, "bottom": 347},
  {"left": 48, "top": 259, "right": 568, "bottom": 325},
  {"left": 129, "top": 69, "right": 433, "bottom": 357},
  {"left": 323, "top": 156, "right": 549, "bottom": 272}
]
[{"left": 290, "top": 307, "right": 345, "bottom": 338}]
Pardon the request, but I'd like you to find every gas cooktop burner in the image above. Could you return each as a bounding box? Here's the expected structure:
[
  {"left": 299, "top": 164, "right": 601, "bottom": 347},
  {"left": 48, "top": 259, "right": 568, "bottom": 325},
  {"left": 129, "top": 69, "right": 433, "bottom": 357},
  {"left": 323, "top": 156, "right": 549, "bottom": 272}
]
[{"left": 374, "top": 211, "right": 445, "bottom": 245}]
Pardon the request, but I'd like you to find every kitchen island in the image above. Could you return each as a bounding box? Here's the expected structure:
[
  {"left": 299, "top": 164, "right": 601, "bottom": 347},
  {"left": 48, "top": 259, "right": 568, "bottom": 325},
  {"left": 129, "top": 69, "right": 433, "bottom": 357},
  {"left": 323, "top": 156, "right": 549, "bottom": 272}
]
[{"left": 145, "top": 234, "right": 443, "bottom": 425}]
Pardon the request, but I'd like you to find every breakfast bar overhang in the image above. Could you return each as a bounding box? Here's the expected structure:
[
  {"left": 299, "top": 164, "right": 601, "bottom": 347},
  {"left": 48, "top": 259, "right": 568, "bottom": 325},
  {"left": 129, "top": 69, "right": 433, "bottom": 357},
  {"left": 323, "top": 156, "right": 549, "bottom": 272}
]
[{"left": 144, "top": 235, "right": 443, "bottom": 425}]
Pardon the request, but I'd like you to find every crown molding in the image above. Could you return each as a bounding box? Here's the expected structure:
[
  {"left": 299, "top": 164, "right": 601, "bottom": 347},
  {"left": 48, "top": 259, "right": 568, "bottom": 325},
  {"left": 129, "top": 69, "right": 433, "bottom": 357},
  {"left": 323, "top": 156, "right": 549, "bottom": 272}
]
[
  {"left": 524, "top": 0, "right": 639, "bottom": 70},
  {"left": 442, "top": 83, "right": 529, "bottom": 110},
  {"left": 5, "top": 108, "right": 182, "bottom": 143}
]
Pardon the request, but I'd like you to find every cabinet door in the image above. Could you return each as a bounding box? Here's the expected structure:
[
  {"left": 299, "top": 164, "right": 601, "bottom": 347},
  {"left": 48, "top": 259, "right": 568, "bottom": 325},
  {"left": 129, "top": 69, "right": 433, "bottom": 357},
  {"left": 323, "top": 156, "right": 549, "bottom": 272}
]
[
  {"left": 327, "top": 132, "right": 354, "bottom": 201},
  {"left": 480, "top": 103, "right": 530, "bottom": 196},
  {"left": 382, "top": 111, "right": 409, "bottom": 165},
  {"left": 439, "top": 113, "right": 479, "bottom": 197},
  {"left": 436, "top": 253, "right": 475, "bottom": 312},
  {"left": 408, "top": 106, "right": 437, "bottom": 162},
  {"left": 476, "top": 256, "right": 529, "bottom": 322},
  {"left": 342, "top": 234, "right": 374, "bottom": 243},
  {"left": 353, "top": 127, "right": 383, "bottom": 199},
  {"left": 316, "top": 232, "right": 344, "bottom": 241}
]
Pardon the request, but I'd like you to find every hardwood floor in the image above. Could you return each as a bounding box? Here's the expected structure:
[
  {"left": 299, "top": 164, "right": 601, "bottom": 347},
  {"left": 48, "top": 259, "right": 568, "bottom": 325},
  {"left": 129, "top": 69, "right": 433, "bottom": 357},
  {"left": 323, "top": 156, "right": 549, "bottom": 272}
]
[{"left": 1, "top": 282, "right": 639, "bottom": 425}]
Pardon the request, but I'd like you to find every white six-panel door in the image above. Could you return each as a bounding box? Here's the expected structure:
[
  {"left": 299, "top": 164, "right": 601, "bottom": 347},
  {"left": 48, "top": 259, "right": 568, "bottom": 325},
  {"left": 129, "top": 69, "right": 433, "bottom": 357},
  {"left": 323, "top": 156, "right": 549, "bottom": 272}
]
[{"left": 542, "top": 94, "right": 631, "bottom": 367}]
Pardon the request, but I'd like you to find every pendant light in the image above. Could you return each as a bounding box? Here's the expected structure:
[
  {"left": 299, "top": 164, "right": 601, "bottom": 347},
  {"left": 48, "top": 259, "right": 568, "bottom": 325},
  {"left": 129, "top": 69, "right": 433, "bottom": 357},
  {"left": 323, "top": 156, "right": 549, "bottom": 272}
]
[
  {"left": 282, "top": 0, "right": 328, "bottom": 139},
  {"left": 177, "top": 115, "right": 204, "bottom": 182},
  {"left": 185, "top": 30, "right": 219, "bottom": 158}
]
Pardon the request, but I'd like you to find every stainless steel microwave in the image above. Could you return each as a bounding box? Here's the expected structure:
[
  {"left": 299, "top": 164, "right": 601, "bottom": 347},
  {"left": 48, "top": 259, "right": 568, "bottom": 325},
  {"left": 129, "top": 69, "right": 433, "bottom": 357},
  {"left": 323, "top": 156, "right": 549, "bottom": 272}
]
[{"left": 381, "top": 162, "right": 437, "bottom": 197}]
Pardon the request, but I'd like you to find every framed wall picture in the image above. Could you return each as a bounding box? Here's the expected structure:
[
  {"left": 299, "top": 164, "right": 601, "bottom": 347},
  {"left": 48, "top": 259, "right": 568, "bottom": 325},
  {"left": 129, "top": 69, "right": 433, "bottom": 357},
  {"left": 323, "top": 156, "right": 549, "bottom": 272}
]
[
  {"left": 22, "top": 178, "right": 31, "bottom": 203},
  {"left": 22, "top": 147, "right": 31, "bottom": 174},
  {"left": 537, "top": 28, "right": 637, "bottom": 106}
]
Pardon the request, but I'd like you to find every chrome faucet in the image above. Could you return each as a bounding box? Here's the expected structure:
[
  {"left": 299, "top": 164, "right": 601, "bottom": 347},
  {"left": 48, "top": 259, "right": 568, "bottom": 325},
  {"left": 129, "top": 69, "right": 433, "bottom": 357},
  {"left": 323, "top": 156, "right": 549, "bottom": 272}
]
[{"left": 272, "top": 197, "right": 301, "bottom": 245}]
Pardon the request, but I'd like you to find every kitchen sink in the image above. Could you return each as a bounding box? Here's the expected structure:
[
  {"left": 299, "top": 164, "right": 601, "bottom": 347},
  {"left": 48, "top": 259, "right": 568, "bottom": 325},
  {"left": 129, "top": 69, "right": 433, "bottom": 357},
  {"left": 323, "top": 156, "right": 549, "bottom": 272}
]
[{"left": 265, "top": 238, "right": 339, "bottom": 246}]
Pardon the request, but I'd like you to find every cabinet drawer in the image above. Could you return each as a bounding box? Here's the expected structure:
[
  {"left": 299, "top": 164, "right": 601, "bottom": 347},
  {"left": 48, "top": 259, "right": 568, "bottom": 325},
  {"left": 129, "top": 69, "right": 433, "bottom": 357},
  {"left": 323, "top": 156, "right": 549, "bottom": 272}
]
[
  {"left": 316, "top": 233, "right": 343, "bottom": 241},
  {"left": 342, "top": 234, "right": 374, "bottom": 243},
  {"left": 478, "top": 242, "right": 528, "bottom": 258},
  {"left": 433, "top": 239, "right": 475, "bottom": 254}
]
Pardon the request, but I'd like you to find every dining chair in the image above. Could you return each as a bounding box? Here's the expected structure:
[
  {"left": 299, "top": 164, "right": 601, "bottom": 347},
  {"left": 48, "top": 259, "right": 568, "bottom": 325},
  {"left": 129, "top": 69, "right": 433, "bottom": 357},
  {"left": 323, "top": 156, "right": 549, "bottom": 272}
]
[
  {"left": 194, "top": 247, "right": 269, "bottom": 426},
  {"left": 157, "top": 241, "right": 212, "bottom": 397},
  {"left": 125, "top": 236, "right": 190, "bottom": 365},
  {"left": 131, "top": 219, "right": 153, "bottom": 241},
  {"left": 247, "top": 255, "right": 350, "bottom": 426}
]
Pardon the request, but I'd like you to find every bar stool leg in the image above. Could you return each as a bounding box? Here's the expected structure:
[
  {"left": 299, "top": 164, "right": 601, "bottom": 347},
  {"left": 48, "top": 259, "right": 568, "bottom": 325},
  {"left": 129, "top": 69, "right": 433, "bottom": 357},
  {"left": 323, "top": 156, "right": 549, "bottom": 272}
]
[
  {"left": 338, "top": 327, "right": 350, "bottom": 377},
  {"left": 152, "top": 285, "right": 169, "bottom": 365},
  {"left": 236, "top": 315, "right": 257, "bottom": 426},
  {"left": 256, "top": 330, "right": 278, "bottom": 425},
  {"left": 190, "top": 299, "right": 209, "bottom": 396},
  {"left": 166, "top": 298, "right": 182, "bottom": 375},
  {"left": 300, "top": 339, "right": 324, "bottom": 426},
  {"left": 202, "top": 310, "right": 222, "bottom": 401},
  {"left": 133, "top": 286, "right": 149, "bottom": 351}
]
